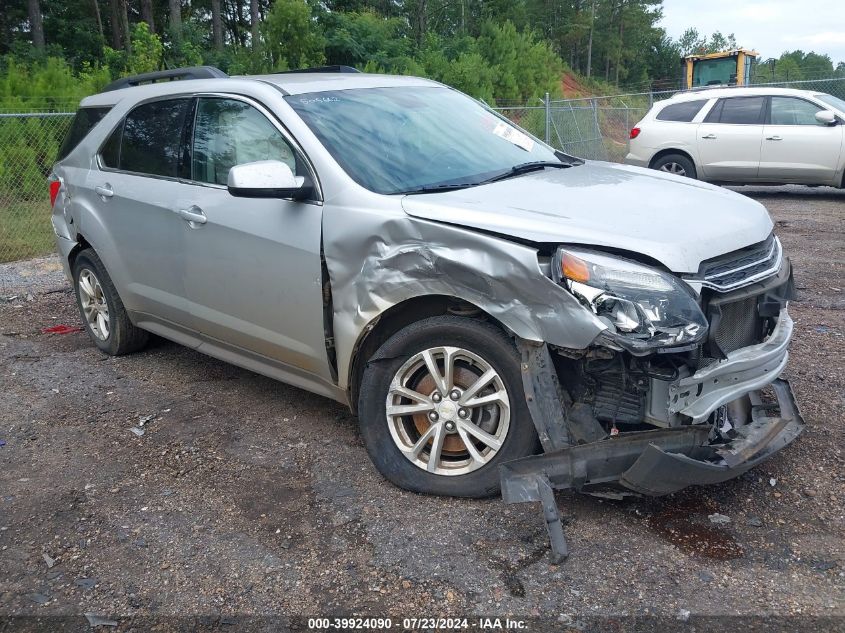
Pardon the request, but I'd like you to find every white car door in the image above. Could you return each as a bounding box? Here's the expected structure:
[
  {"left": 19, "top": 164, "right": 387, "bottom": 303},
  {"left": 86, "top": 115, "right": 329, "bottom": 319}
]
[
  {"left": 696, "top": 96, "right": 766, "bottom": 181},
  {"left": 759, "top": 96, "right": 844, "bottom": 185}
]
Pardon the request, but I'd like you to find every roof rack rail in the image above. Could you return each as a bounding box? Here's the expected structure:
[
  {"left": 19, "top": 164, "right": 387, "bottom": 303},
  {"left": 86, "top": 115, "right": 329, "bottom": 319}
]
[
  {"left": 101, "top": 66, "right": 228, "bottom": 93},
  {"left": 275, "top": 65, "right": 361, "bottom": 74}
]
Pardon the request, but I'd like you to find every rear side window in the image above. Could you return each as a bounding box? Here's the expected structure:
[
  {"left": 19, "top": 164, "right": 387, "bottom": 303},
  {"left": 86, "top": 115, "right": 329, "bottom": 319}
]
[
  {"left": 119, "top": 99, "right": 191, "bottom": 177},
  {"left": 57, "top": 107, "right": 111, "bottom": 161},
  {"left": 706, "top": 96, "right": 765, "bottom": 124},
  {"left": 99, "top": 120, "right": 122, "bottom": 168},
  {"left": 656, "top": 100, "right": 707, "bottom": 122}
]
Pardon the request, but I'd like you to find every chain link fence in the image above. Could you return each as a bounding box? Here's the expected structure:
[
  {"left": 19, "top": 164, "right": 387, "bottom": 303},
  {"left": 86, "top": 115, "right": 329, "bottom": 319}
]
[
  {"left": 493, "top": 77, "right": 845, "bottom": 165},
  {"left": 0, "top": 110, "right": 74, "bottom": 264},
  {"left": 1, "top": 77, "right": 843, "bottom": 265}
]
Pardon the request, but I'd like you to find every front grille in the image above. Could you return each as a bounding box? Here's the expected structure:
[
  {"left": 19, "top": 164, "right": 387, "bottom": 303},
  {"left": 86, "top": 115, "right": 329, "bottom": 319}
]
[
  {"left": 691, "top": 234, "right": 782, "bottom": 292},
  {"left": 712, "top": 295, "right": 760, "bottom": 354}
]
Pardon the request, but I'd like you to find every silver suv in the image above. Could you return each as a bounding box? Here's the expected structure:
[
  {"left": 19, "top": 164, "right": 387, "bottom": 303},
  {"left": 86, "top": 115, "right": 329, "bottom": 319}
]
[{"left": 51, "top": 67, "right": 802, "bottom": 554}]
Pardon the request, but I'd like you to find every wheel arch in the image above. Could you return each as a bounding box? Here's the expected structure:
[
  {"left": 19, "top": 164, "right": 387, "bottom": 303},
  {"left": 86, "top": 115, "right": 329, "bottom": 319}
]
[
  {"left": 67, "top": 234, "right": 93, "bottom": 271},
  {"left": 648, "top": 148, "right": 696, "bottom": 170},
  {"left": 347, "top": 294, "right": 512, "bottom": 415}
]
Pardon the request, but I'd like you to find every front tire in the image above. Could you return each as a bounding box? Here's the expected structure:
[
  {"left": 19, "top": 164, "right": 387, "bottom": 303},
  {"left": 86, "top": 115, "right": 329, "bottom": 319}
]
[
  {"left": 652, "top": 153, "right": 697, "bottom": 179},
  {"left": 357, "top": 316, "right": 539, "bottom": 498},
  {"left": 72, "top": 248, "right": 148, "bottom": 356}
]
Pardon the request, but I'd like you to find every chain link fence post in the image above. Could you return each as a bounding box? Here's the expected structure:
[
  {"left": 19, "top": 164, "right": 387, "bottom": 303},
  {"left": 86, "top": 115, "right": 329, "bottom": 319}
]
[{"left": 544, "top": 92, "right": 551, "bottom": 144}]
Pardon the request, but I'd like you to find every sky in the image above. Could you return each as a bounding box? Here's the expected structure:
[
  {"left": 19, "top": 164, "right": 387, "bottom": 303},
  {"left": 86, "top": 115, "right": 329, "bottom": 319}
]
[{"left": 658, "top": 0, "right": 845, "bottom": 65}]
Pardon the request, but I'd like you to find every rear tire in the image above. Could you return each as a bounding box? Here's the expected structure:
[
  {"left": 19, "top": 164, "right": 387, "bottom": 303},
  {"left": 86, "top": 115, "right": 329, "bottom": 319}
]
[
  {"left": 652, "top": 153, "right": 697, "bottom": 179},
  {"left": 357, "top": 316, "right": 539, "bottom": 498},
  {"left": 72, "top": 248, "right": 148, "bottom": 356}
]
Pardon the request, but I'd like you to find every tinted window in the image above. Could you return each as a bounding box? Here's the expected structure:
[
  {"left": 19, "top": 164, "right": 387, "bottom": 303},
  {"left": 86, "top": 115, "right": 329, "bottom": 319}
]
[
  {"left": 57, "top": 107, "right": 111, "bottom": 160},
  {"left": 99, "top": 120, "right": 123, "bottom": 168},
  {"left": 192, "top": 98, "right": 297, "bottom": 185},
  {"left": 712, "top": 97, "right": 765, "bottom": 124},
  {"left": 656, "top": 100, "right": 707, "bottom": 122},
  {"left": 119, "top": 99, "right": 190, "bottom": 177},
  {"left": 770, "top": 97, "right": 825, "bottom": 125}
]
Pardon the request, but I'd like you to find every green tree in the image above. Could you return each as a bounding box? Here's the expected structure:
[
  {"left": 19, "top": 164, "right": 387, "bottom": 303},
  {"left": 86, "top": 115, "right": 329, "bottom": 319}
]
[
  {"left": 128, "top": 21, "right": 163, "bottom": 73},
  {"left": 322, "top": 10, "right": 410, "bottom": 70},
  {"left": 262, "top": 0, "right": 325, "bottom": 70}
]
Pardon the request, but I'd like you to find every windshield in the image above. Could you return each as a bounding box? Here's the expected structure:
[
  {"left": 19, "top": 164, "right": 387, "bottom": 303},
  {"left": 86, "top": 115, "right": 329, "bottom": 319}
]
[
  {"left": 815, "top": 93, "right": 845, "bottom": 114},
  {"left": 286, "top": 86, "right": 565, "bottom": 194}
]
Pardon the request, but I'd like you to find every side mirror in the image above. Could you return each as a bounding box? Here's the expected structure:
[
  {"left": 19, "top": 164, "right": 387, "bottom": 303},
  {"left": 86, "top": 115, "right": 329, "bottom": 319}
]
[
  {"left": 815, "top": 110, "right": 837, "bottom": 126},
  {"left": 227, "top": 160, "right": 312, "bottom": 200}
]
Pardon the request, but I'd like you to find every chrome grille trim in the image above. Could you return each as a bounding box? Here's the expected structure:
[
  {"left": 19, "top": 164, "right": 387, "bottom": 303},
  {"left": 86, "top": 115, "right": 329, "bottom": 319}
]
[{"left": 687, "top": 236, "right": 783, "bottom": 292}]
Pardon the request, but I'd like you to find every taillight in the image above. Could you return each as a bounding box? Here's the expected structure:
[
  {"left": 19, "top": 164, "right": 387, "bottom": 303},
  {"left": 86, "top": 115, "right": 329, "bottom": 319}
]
[
  {"left": 630, "top": 127, "right": 641, "bottom": 140},
  {"left": 49, "top": 177, "right": 61, "bottom": 207}
]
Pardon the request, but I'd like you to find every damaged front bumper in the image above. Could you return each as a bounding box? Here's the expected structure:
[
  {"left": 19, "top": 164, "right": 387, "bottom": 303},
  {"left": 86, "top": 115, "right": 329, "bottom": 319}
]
[
  {"left": 504, "top": 316, "right": 804, "bottom": 562},
  {"left": 669, "top": 310, "right": 793, "bottom": 422},
  {"left": 502, "top": 378, "right": 803, "bottom": 562}
]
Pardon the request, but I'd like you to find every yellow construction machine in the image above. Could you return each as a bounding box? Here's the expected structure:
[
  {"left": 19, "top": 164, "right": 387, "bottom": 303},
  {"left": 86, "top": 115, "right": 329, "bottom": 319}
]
[{"left": 682, "top": 48, "right": 758, "bottom": 89}]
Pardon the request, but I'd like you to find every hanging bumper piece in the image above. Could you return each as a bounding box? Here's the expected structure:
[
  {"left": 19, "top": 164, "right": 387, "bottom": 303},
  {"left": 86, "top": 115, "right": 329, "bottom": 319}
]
[{"left": 503, "top": 341, "right": 804, "bottom": 564}]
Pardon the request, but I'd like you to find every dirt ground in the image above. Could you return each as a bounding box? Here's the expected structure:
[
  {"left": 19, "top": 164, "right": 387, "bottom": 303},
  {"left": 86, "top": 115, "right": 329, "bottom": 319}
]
[{"left": 1, "top": 186, "right": 843, "bottom": 632}]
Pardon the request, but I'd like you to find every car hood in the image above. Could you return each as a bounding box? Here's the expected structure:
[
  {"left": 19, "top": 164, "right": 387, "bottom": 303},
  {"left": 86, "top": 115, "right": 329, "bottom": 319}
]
[{"left": 401, "top": 161, "right": 773, "bottom": 273}]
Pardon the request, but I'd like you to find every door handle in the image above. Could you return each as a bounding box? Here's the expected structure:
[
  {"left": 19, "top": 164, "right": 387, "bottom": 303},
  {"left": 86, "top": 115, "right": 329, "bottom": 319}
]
[
  {"left": 94, "top": 184, "right": 113, "bottom": 198},
  {"left": 178, "top": 206, "right": 207, "bottom": 225},
  {"left": 701, "top": 133, "right": 717, "bottom": 140},
  {"left": 766, "top": 135, "right": 783, "bottom": 141}
]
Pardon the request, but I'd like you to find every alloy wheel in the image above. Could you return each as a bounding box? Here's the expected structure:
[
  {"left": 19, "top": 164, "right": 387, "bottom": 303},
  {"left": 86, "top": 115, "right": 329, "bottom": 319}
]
[
  {"left": 385, "top": 346, "right": 511, "bottom": 476},
  {"left": 659, "top": 162, "right": 687, "bottom": 176},
  {"left": 77, "top": 268, "right": 110, "bottom": 340}
]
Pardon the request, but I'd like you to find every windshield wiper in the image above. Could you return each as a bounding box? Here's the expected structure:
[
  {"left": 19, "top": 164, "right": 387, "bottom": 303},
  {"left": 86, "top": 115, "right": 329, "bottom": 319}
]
[
  {"left": 482, "top": 160, "right": 572, "bottom": 184},
  {"left": 397, "top": 155, "right": 583, "bottom": 194},
  {"left": 398, "top": 182, "right": 481, "bottom": 195}
]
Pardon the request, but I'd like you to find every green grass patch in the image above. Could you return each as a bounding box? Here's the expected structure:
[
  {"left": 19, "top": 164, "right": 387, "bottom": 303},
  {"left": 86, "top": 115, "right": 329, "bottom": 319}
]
[{"left": 0, "top": 198, "right": 55, "bottom": 263}]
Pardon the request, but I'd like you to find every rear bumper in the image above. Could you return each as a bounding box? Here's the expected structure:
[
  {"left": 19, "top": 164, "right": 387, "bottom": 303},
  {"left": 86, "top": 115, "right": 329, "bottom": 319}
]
[
  {"left": 623, "top": 152, "right": 650, "bottom": 168},
  {"left": 53, "top": 234, "right": 76, "bottom": 282},
  {"left": 501, "top": 377, "right": 804, "bottom": 502}
]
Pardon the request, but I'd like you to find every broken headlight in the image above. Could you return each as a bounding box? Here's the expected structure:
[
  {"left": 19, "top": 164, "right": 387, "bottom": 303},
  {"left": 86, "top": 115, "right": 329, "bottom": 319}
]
[{"left": 554, "top": 247, "right": 708, "bottom": 354}]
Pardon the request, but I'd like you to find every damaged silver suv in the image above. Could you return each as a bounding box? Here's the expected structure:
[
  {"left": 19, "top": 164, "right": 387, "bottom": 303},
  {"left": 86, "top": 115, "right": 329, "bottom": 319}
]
[{"left": 51, "top": 67, "right": 802, "bottom": 555}]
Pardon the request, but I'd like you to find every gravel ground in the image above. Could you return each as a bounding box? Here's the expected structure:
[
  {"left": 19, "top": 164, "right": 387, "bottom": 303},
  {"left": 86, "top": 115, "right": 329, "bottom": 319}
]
[
  {"left": 0, "top": 255, "right": 66, "bottom": 299},
  {"left": 0, "top": 187, "right": 843, "bottom": 632}
]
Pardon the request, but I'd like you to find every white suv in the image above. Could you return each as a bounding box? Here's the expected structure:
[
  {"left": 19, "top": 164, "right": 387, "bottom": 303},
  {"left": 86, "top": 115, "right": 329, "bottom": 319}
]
[{"left": 625, "top": 87, "right": 845, "bottom": 187}]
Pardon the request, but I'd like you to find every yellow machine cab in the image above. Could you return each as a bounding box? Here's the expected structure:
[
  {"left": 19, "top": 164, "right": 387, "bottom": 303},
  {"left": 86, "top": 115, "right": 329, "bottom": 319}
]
[{"left": 682, "top": 48, "right": 758, "bottom": 89}]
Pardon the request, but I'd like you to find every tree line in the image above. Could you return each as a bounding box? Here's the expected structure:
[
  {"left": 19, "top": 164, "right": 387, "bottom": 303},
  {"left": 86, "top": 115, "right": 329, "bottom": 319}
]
[{"left": 2, "top": 0, "right": 844, "bottom": 105}]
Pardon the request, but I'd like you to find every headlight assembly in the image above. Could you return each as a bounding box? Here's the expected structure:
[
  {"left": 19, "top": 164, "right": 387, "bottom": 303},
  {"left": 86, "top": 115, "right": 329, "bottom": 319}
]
[{"left": 553, "top": 247, "right": 708, "bottom": 354}]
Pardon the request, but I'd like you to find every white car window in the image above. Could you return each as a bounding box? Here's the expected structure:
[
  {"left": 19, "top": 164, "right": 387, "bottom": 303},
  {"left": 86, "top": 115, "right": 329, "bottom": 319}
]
[{"left": 770, "top": 97, "right": 825, "bottom": 126}]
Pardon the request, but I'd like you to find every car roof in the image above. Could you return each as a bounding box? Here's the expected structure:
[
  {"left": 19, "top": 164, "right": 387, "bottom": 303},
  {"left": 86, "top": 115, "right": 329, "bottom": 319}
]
[
  {"left": 247, "top": 72, "right": 440, "bottom": 94},
  {"left": 665, "top": 86, "right": 822, "bottom": 103},
  {"left": 81, "top": 72, "right": 441, "bottom": 107}
]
